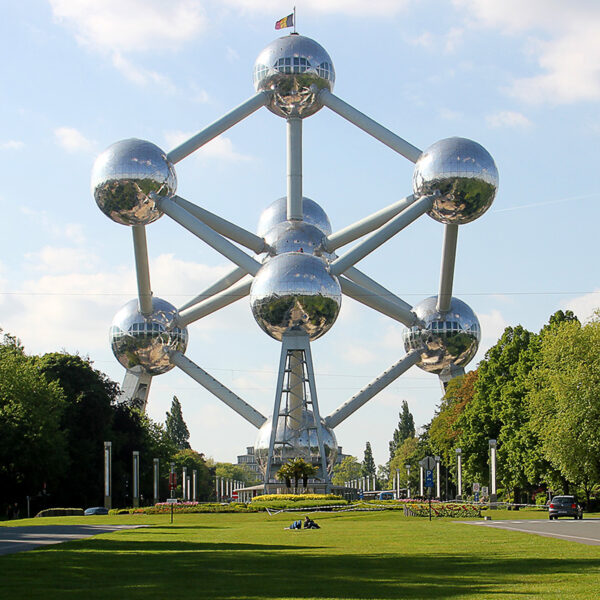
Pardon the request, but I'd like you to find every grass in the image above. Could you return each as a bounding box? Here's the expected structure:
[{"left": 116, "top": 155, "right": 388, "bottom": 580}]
[{"left": 1, "top": 509, "right": 599, "bottom": 599}]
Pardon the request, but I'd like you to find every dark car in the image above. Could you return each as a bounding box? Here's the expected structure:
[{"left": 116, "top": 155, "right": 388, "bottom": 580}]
[
  {"left": 548, "top": 496, "right": 583, "bottom": 520},
  {"left": 84, "top": 506, "right": 109, "bottom": 516}
]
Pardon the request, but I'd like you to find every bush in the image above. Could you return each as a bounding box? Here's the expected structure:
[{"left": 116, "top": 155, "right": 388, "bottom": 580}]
[
  {"left": 251, "top": 494, "right": 343, "bottom": 503},
  {"left": 35, "top": 508, "right": 84, "bottom": 518}
]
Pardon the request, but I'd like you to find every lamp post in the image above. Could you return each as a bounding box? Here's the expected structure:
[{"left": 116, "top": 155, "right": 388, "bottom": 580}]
[
  {"left": 489, "top": 439, "right": 497, "bottom": 503},
  {"left": 455, "top": 448, "right": 462, "bottom": 500},
  {"left": 103, "top": 441, "right": 112, "bottom": 510},
  {"left": 395, "top": 468, "right": 400, "bottom": 499},
  {"left": 132, "top": 451, "right": 140, "bottom": 508},
  {"left": 169, "top": 462, "right": 175, "bottom": 500},
  {"left": 405, "top": 464, "right": 411, "bottom": 499},
  {"left": 153, "top": 458, "right": 160, "bottom": 504},
  {"left": 435, "top": 456, "right": 441, "bottom": 499},
  {"left": 419, "top": 462, "right": 424, "bottom": 497}
]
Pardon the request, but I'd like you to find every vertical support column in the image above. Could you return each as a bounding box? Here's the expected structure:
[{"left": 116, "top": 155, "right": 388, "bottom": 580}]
[
  {"left": 436, "top": 224, "right": 459, "bottom": 313},
  {"left": 395, "top": 469, "right": 400, "bottom": 498},
  {"left": 489, "top": 439, "right": 497, "bottom": 503},
  {"left": 104, "top": 441, "right": 112, "bottom": 510},
  {"left": 215, "top": 477, "right": 219, "bottom": 501},
  {"left": 419, "top": 464, "right": 424, "bottom": 497},
  {"left": 220, "top": 477, "right": 224, "bottom": 500},
  {"left": 287, "top": 117, "right": 302, "bottom": 221},
  {"left": 132, "top": 451, "right": 140, "bottom": 508},
  {"left": 372, "top": 475, "right": 376, "bottom": 491},
  {"left": 182, "top": 466, "right": 187, "bottom": 501},
  {"left": 456, "top": 448, "right": 462, "bottom": 500},
  {"left": 192, "top": 470, "right": 197, "bottom": 501},
  {"left": 186, "top": 476, "right": 191, "bottom": 502},
  {"left": 405, "top": 464, "right": 411, "bottom": 499},
  {"left": 435, "top": 456, "right": 441, "bottom": 500},
  {"left": 132, "top": 225, "right": 153, "bottom": 315},
  {"left": 153, "top": 458, "right": 160, "bottom": 505}
]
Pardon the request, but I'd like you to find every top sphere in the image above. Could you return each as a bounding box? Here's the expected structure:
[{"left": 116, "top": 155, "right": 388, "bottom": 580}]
[
  {"left": 412, "top": 137, "right": 498, "bottom": 225},
  {"left": 254, "top": 34, "right": 335, "bottom": 118},
  {"left": 92, "top": 138, "right": 177, "bottom": 226}
]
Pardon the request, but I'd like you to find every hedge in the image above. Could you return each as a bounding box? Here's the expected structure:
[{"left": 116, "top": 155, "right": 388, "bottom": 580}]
[{"left": 35, "top": 508, "right": 84, "bottom": 518}]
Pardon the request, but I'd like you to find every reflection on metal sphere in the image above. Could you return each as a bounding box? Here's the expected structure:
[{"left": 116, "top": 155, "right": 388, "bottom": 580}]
[
  {"left": 254, "top": 411, "right": 338, "bottom": 477},
  {"left": 403, "top": 296, "right": 480, "bottom": 374},
  {"left": 264, "top": 221, "right": 333, "bottom": 260},
  {"left": 413, "top": 137, "right": 498, "bottom": 225},
  {"left": 250, "top": 253, "right": 341, "bottom": 341},
  {"left": 254, "top": 34, "right": 335, "bottom": 118},
  {"left": 110, "top": 297, "right": 188, "bottom": 375},
  {"left": 257, "top": 196, "right": 332, "bottom": 238},
  {"left": 92, "top": 139, "right": 177, "bottom": 226}
]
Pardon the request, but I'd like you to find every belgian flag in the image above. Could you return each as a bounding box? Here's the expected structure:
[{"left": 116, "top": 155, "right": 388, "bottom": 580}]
[{"left": 275, "top": 13, "right": 294, "bottom": 30}]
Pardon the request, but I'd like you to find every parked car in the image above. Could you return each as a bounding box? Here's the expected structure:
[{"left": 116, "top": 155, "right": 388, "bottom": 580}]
[
  {"left": 84, "top": 506, "right": 109, "bottom": 516},
  {"left": 548, "top": 496, "right": 583, "bottom": 520}
]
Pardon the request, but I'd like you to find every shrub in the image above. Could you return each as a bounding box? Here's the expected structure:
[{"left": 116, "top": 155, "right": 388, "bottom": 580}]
[
  {"left": 35, "top": 508, "right": 84, "bottom": 518},
  {"left": 251, "top": 494, "right": 342, "bottom": 503}
]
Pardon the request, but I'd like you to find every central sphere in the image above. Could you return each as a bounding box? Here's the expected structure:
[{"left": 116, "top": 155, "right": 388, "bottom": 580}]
[
  {"left": 254, "top": 411, "right": 338, "bottom": 478},
  {"left": 250, "top": 253, "right": 341, "bottom": 341},
  {"left": 264, "top": 221, "right": 333, "bottom": 260},
  {"left": 110, "top": 297, "right": 188, "bottom": 375},
  {"left": 253, "top": 34, "right": 335, "bottom": 118}
]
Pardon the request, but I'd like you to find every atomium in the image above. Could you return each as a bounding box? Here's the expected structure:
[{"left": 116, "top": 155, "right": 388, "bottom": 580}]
[{"left": 93, "top": 31, "right": 498, "bottom": 493}]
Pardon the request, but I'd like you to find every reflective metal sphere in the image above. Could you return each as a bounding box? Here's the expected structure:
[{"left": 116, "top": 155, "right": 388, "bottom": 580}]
[
  {"left": 250, "top": 253, "right": 341, "bottom": 341},
  {"left": 254, "top": 34, "right": 335, "bottom": 118},
  {"left": 254, "top": 411, "right": 338, "bottom": 477},
  {"left": 110, "top": 297, "right": 188, "bottom": 375},
  {"left": 92, "top": 139, "right": 177, "bottom": 226},
  {"left": 403, "top": 296, "right": 480, "bottom": 374},
  {"left": 263, "top": 221, "right": 334, "bottom": 260},
  {"left": 413, "top": 137, "right": 498, "bottom": 225},
  {"left": 257, "top": 196, "right": 332, "bottom": 238}
]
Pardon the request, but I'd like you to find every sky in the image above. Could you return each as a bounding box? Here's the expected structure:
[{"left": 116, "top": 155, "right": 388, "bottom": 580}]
[{"left": 1, "top": 0, "right": 600, "bottom": 468}]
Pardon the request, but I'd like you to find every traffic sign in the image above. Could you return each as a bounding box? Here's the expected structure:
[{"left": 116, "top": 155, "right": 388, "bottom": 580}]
[
  {"left": 425, "top": 469, "right": 434, "bottom": 488},
  {"left": 423, "top": 456, "right": 436, "bottom": 471},
  {"left": 166, "top": 498, "right": 178, "bottom": 504},
  {"left": 473, "top": 482, "right": 480, "bottom": 493},
  {"left": 474, "top": 492, "right": 480, "bottom": 502},
  {"left": 482, "top": 486, "right": 489, "bottom": 496}
]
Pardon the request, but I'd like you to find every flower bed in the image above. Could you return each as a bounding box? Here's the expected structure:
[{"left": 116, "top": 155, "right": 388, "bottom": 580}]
[{"left": 403, "top": 502, "right": 485, "bottom": 518}]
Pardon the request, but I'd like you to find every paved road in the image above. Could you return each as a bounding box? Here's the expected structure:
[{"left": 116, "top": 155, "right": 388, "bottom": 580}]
[
  {"left": 465, "top": 518, "right": 600, "bottom": 545},
  {"left": 0, "top": 524, "right": 145, "bottom": 555}
]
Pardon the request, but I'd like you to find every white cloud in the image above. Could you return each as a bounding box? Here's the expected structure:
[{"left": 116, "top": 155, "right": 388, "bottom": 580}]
[
  {"left": 486, "top": 110, "right": 532, "bottom": 129},
  {"left": 54, "top": 127, "right": 95, "bottom": 153},
  {"left": 222, "top": 0, "right": 414, "bottom": 17},
  {"left": 562, "top": 290, "right": 600, "bottom": 323},
  {"left": 454, "top": 0, "right": 600, "bottom": 103},
  {"left": 0, "top": 140, "right": 25, "bottom": 150},
  {"left": 111, "top": 52, "right": 176, "bottom": 91},
  {"left": 164, "top": 131, "right": 251, "bottom": 162},
  {"left": 25, "top": 246, "right": 100, "bottom": 274},
  {"left": 49, "top": 0, "right": 206, "bottom": 53},
  {"left": 20, "top": 207, "right": 87, "bottom": 244}
]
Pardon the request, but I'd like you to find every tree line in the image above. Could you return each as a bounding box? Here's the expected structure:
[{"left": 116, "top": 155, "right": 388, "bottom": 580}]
[
  {"left": 334, "top": 310, "right": 600, "bottom": 508},
  {"left": 0, "top": 331, "right": 259, "bottom": 517}
]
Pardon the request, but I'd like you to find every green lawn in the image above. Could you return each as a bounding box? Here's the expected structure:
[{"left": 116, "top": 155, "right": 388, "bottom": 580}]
[{"left": 1, "top": 510, "right": 599, "bottom": 599}]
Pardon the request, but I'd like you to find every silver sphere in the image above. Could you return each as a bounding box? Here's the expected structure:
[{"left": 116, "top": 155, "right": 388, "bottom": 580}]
[
  {"left": 254, "top": 411, "right": 338, "bottom": 477},
  {"left": 250, "top": 253, "right": 341, "bottom": 341},
  {"left": 413, "top": 137, "right": 498, "bottom": 225},
  {"left": 264, "top": 221, "right": 334, "bottom": 260},
  {"left": 110, "top": 297, "right": 188, "bottom": 375},
  {"left": 403, "top": 296, "right": 480, "bottom": 374},
  {"left": 257, "top": 196, "right": 332, "bottom": 238},
  {"left": 92, "top": 138, "right": 176, "bottom": 226},
  {"left": 254, "top": 34, "right": 335, "bottom": 118}
]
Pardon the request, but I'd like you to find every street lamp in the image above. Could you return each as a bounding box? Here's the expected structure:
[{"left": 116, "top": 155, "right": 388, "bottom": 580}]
[
  {"left": 455, "top": 448, "right": 462, "bottom": 500},
  {"left": 405, "top": 464, "right": 411, "bottom": 499},
  {"left": 435, "top": 456, "right": 441, "bottom": 499},
  {"left": 489, "top": 439, "right": 497, "bottom": 503}
]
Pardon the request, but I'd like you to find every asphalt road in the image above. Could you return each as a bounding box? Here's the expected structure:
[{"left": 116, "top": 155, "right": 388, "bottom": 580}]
[
  {"left": 465, "top": 518, "right": 600, "bottom": 545},
  {"left": 0, "top": 524, "right": 145, "bottom": 555}
]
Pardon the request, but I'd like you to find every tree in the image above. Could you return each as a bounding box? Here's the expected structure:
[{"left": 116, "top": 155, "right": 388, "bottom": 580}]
[
  {"left": 388, "top": 401, "right": 415, "bottom": 463},
  {"left": 331, "top": 456, "right": 362, "bottom": 486},
  {"left": 213, "top": 462, "right": 261, "bottom": 487},
  {"left": 165, "top": 396, "right": 191, "bottom": 450},
  {"left": 276, "top": 458, "right": 317, "bottom": 491},
  {"left": 361, "top": 442, "right": 376, "bottom": 477},
  {"left": 172, "top": 449, "right": 213, "bottom": 500},
  {"left": 389, "top": 437, "right": 419, "bottom": 493}
]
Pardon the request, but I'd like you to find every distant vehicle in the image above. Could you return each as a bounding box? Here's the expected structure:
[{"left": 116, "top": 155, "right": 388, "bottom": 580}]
[
  {"left": 548, "top": 496, "right": 583, "bottom": 520},
  {"left": 378, "top": 492, "right": 395, "bottom": 500},
  {"left": 84, "top": 506, "right": 109, "bottom": 516}
]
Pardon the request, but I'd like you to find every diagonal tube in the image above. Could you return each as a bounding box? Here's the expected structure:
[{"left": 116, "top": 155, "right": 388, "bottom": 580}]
[
  {"left": 169, "top": 351, "right": 267, "bottom": 429},
  {"left": 330, "top": 195, "right": 434, "bottom": 276},
  {"left": 320, "top": 89, "right": 422, "bottom": 163},
  {"left": 326, "top": 195, "right": 416, "bottom": 252},
  {"left": 178, "top": 265, "right": 247, "bottom": 312},
  {"left": 173, "top": 196, "right": 266, "bottom": 254},
  {"left": 156, "top": 196, "right": 261, "bottom": 276},
  {"left": 437, "top": 224, "right": 459, "bottom": 313},
  {"left": 325, "top": 351, "right": 421, "bottom": 429},
  {"left": 167, "top": 91, "right": 270, "bottom": 164},
  {"left": 177, "top": 278, "right": 251, "bottom": 327},
  {"left": 340, "top": 277, "right": 420, "bottom": 327},
  {"left": 132, "top": 225, "right": 153, "bottom": 315},
  {"left": 344, "top": 266, "right": 413, "bottom": 312}
]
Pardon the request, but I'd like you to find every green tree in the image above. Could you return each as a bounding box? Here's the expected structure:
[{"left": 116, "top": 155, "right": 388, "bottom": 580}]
[
  {"left": 331, "top": 456, "right": 362, "bottom": 486},
  {"left": 389, "top": 401, "right": 415, "bottom": 463},
  {"left": 172, "top": 449, "right": 213, "bottom": 500},
  {"left": 389, "top": 437, "right": 420, "bottom": 493},
  {"left": 361, "top": 442, "right": 376, "bottom": 477},
  {"left": 0, "top": 338, "right": 67, "bottom": 511},
  {"left": 213, "top": 461, "right": 261, "bottom": 487},
  {"left": 276, "top": 458, "right": 317, "bottom": 491},
  {"left": 165, "top": 396, "right": 191, "bottom": 450}
]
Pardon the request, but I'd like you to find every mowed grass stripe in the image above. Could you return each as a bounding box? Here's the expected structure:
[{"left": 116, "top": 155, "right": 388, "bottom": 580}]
[{"left": 1, "top": 511, "right": 599, "bottom": 599}]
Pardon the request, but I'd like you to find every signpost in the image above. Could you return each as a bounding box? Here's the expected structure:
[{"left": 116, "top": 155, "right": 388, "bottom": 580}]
[
  {"left": 167, "top": 497, "right": 177, "bottom": 523},
  {"left": 423, "top": 456, "right": 436, "bottom": 521}
]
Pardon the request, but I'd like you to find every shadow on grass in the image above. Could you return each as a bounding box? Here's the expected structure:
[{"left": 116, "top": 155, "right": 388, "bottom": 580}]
[{"left": 2, "top": 536, "right": 600, "bottom": 599}]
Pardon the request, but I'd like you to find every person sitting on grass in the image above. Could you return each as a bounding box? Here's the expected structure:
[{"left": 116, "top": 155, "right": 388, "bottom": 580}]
[{"left": 304, "top": 516, "right": 320, "bottom": 529}]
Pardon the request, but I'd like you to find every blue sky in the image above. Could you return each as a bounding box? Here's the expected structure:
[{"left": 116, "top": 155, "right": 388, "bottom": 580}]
[{"left": 1, "top": 0, "right": 599, "bottom": 467}]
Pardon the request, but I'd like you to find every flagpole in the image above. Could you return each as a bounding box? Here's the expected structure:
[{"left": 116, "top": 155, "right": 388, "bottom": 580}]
[{"left": 293, "top": 6, "right": 297, "bottom": 33}]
